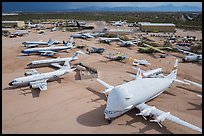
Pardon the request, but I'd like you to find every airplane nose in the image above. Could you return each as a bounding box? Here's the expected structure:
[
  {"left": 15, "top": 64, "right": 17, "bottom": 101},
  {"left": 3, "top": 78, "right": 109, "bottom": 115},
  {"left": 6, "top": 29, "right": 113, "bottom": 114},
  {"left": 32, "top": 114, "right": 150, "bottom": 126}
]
[
  {"left": 9, "top": 82, "right": 13, "bottom": 86},
  {"left": 21, "top": 50, "right": 24, "bottom": 53},
  {"left": 27, "top": 63, "right": 32, "bottom": 67}
]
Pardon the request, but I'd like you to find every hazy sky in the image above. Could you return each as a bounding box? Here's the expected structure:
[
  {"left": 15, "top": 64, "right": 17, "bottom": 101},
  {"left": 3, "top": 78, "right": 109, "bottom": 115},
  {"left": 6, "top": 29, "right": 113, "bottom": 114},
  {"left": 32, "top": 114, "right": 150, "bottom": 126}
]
[{"left": 2, "top": 2, "right": 202, "bottom": 11}]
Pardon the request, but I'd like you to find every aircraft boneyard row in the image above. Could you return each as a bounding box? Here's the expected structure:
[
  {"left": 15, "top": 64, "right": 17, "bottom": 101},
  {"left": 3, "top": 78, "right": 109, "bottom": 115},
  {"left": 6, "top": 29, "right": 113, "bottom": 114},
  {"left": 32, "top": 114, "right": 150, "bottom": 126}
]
[{"left": 9, "top": 20, "right": 202, "bottom": 134}]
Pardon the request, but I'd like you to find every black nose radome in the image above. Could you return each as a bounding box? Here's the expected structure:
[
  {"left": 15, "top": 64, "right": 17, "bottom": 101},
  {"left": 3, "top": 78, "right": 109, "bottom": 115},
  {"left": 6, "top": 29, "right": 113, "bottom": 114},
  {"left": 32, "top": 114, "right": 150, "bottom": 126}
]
[{"left": 9, "top": 82, "right": 13, "bottom": 86}]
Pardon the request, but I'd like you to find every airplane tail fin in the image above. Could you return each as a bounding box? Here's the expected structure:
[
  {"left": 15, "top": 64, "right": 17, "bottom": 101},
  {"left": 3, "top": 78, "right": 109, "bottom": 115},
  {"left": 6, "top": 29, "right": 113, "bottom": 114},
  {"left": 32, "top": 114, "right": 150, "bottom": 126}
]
[
  {"left": 135, "top": 68, "right": 144, "bottom": 80},
  {"left": 48, "top": 39, "right": 55, "bottom": 45},
  {"left": 71, "top": 50, "right": 85, "bottom": 60},
  {"left": 59, "top": 61, "right": 71, "bottom": 71},
  {"left": 76, "top": 21, "right": 81, "bottom": 27},
  {"left": 166, "top": 59, "right": 178, "bottom": 80}
]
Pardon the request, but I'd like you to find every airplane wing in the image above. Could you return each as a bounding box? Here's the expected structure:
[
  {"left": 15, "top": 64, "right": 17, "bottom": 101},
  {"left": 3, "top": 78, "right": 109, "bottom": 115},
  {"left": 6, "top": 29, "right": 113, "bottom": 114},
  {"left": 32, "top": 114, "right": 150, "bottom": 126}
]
[
  {"left": 135, "top": 103, "right": 202, "bottom": 133},
  {"left": 39, "top": 50, "right": 58, "bottom": 56},
  {"left": 50, "top": 63, "right": 62, "bottom": 69},
  {"left": 143, "top": 43, "right": 165, "bottom": 54},
  {"left": 29, "top": 79, "right": 48, "bottom": 91}
]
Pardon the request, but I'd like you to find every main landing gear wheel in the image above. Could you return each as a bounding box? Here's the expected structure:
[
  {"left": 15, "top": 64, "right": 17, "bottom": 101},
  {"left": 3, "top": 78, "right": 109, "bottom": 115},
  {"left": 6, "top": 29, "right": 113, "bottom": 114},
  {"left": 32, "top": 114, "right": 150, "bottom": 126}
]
[{"left": 107, "top": 118, "right": 112, "bottom": 124}]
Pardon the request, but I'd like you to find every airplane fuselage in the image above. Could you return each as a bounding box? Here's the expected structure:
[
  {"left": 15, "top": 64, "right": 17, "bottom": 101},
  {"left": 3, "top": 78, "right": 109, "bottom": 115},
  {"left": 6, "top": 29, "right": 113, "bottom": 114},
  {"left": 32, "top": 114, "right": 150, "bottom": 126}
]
[
  {"left": 104, "top": 78, "right": 173, "bottom": 119},
  {"left": 9, "top": 70, "right": 67, "bottom": 87},
  {"left": 27, "top": 58, "right": 74, "bottom": 68},
  {"left": 22, "top": 46, "right": 71, "bottom": 54}
]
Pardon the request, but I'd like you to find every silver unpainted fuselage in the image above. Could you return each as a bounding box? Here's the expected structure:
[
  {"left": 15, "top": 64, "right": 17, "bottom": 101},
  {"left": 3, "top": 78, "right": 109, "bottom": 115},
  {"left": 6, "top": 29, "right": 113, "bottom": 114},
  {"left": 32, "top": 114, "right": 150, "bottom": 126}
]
[
  {"left": 22, "top": 46, "right": 71, "bottom": 54},
  {"left": 104, "top": 78, "right": 173, "bottom": 119},
  {"left": 9, "top": 70, "right": 68, "bottom": 87},
  {"left": 27, "top": 58, "right": 76, "bottom": 68}
]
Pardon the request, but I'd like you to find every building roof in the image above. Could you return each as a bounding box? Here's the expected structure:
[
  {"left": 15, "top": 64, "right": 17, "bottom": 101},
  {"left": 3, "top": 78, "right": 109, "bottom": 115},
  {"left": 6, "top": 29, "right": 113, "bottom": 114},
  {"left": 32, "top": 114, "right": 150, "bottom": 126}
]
[
  {"left": 2, "top": 21, "right": 24, "bottom": 23},
  {"left": 140, "top": 22, "right": 175, "bottom": 27}
]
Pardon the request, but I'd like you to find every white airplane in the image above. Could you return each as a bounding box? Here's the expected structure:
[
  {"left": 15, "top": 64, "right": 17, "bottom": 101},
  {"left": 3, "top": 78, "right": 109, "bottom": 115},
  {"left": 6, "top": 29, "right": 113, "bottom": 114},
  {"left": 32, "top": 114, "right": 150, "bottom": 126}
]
[
  {"left": 184, "top": 79, "right": 202, "bottom": 97},
  {"left": 98, "top": 36, "right": 120, "bottom": 44},
  {"left": 22, "top": 39, "right": 61, "bottom": 48},
  {"left": 118, "top": 39, "right": 141, "bottom": 47},
  {"left": 177, "top": 45, "right": 202, "bottom": 62},
  {"left": 27, "top": 21, "right": 43, "bottom": 28},
  {"left": 111, "top": 20, "right": 127, "bottom": 26},
  {"left": 131, "top": 59, "right": 189, "bottom": 85},
  {"left": 9, "top": 61, "right": 75, "bottom": 91},
  {"left": 132, "top": 59, "right": 151, "bottom": 66},
  {"left": 96, "top": 59, "right": 202, "bottom": 133},
  {"left": 70, "top": 28, "right": 107, "bottom": 39},
  {"left": 27, "top": 50, "right": 86, "bottom": 69},
  {"left": 21, "top": 38, "right": 74, "bottom": 57}
]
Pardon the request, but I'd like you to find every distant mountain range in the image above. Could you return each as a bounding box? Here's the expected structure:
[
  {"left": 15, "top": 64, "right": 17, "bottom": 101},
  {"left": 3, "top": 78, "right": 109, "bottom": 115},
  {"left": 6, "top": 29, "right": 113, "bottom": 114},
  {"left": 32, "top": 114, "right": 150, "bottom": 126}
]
[
  {"left": 68, "top": 5, "right": 202, "bottom": 12},
  {"left": 3, "top": 4, "right": 202, "bottom": 12}
]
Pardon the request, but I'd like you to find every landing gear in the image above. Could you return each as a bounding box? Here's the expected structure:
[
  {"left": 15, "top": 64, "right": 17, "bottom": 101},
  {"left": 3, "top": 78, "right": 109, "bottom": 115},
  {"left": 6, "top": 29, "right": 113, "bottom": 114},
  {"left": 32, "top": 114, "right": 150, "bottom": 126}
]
[{"left": 107, "top": 118, "right": 112, "bottom": 124}]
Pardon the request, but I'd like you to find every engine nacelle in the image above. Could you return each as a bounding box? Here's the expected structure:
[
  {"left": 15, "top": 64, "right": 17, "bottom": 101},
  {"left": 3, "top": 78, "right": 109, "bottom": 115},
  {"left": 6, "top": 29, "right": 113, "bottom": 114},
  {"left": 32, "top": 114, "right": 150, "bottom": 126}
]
[{"left": 24, "top": 70, "right": 38, "bottom": 76}]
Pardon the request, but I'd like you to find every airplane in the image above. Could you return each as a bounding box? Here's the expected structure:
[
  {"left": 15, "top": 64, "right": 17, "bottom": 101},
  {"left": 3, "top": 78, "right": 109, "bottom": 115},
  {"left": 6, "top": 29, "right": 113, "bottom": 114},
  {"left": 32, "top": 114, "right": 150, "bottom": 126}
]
[
  {"left": 70, "top": 28, "right": 107, "bottom": 39},
  {"left": 132, "top": 59, "right": 151, "bottom": 66},
  {"left": 176, "top": 46, "right": 202, "bottom": 62},
  {"left": 106, "top": 52, "right": 129, "bottom": 61},
  {"left": 96, "top": 59, "right": 202, "bottom": 133},
  {"left": 98, "top": 36, "right": 120, "bottom": 44},
  {"left": 86, "top": 47, "right": 105, "bottom": 54},
  {"left": 76, "top": 20, "right": 94, "bottom": 30},
  {"left": 131, "top": 59, "right": 190, "bottom": 85},
  {"left": 184, "top": 79, "right": 202, "bottom": 97},
  {"left": 22, "top": 39, "right": 61, "bottom": 48},
  {"left": 27, "top": 50, "right": 86, "bottom": 69},
  {"left": 118, "top": 39, "right": 141, "bottom": 47},
  {"left": 176, "top": 42, "right": 192, "bottom": 47},
  {"left": 21, "top": 38, "right": 75, "bottom": 57},
  {"left": 5, "top": 31, "right": 29, "bottom": 38},
  {"left": 27, "top": 21, "right": 43, "bottom": 28},
  {"left": 9, "top": 61, "right": 75, "bottom": 91},
  {"left": 138, "top": 43, "right": 172, "bottom": 54},
  {"left": 111, "top": 20, "right": 127, "bottom": 26}
]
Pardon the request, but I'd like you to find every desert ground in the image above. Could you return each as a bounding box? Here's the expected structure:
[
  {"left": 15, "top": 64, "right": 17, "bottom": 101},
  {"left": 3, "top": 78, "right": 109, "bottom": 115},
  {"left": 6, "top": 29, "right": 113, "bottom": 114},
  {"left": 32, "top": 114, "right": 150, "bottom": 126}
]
[{"left": 2, "top": 21, "right": 202, "bottom": 134}]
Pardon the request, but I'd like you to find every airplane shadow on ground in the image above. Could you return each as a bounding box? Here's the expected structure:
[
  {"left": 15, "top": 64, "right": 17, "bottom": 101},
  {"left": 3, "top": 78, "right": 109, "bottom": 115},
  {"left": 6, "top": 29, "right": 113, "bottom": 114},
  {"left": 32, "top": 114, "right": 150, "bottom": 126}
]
[
  {"left": 119, "top": 108, "right": 174, "bottom": 134},
  {"left": 75, "top": 70, "right": 81, "bottom": 80},
  {"left": 176, "top": 86, "right": 202, "bottom": 96},
  {"left": 77, "top": 87, "right": 173, "bottom": 133},
  {"left": 3, "top": 86, "right": 40, "bottom": 98},
  {"left": 146, "top": 53, "right": 157, "bottom": 59},
  {"left": 187, "top": 102, "right": 202, "bottom": 111}
]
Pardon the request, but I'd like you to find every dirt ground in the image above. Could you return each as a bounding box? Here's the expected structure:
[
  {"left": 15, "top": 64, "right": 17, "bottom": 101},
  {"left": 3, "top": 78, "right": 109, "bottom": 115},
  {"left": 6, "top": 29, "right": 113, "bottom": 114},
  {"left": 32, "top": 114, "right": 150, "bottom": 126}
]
[{"left": 2, "top": 21, "right": 202, "bottom": 134}]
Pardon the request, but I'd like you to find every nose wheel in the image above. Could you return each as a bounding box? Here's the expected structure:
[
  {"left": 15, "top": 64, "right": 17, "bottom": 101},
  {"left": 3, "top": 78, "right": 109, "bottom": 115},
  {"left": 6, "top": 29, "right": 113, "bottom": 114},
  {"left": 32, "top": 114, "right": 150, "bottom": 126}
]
[{"left": 107, "top": 118, "right": 112, "bottom": 124}]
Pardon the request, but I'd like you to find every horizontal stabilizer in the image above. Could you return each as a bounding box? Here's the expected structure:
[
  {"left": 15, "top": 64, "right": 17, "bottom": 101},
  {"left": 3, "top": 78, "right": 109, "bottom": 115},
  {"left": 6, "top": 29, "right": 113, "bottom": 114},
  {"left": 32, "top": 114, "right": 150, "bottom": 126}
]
[{"left": 97, "top": 79, "right": 113, "bottom": 89}]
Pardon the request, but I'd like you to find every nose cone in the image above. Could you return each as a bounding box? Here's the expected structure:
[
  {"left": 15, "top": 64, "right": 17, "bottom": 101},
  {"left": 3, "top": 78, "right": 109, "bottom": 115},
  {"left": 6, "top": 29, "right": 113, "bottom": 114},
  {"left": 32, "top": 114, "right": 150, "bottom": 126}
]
[
  {"left": 21, "top": 50, "right": 25, "bottom": 53},
  {"left": 9, "top": 81, "right": 13, "bottom": 86},
  {"left": 27, "top": 63, "right": 32, "bottom": 67}
]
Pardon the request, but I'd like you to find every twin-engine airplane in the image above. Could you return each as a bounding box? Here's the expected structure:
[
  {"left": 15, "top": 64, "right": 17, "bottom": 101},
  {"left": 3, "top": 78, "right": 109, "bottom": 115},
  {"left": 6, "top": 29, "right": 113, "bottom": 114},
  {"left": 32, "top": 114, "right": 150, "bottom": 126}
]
[
  {"left": 96, "top": 59, "right": 201, "bottom": 133},
  {"left": 9, "top": 61, "right": 75, "bottom": 91}
]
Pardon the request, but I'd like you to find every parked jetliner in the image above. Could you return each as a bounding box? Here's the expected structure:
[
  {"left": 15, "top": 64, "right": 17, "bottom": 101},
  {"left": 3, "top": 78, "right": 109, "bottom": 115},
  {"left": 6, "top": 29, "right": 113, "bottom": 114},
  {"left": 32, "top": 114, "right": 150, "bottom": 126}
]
[
  {"left": 98, "top": 36, "right": 120, "bottom": 44},
  {"left": 111, "top": 20, "right": 127, "bottom": 26},
  {"left": 96, "top": 59, "right": 202, "bottom": 133},
  {"left": 118, "top": 39, "right": 141, "bottom": 47},
  {"left": 9, "top": 61, "right": 75, "bottom": 91},
  {"left": 21, "top": 38, "right": 74, "bottom": 57},
  {"left": 27, "top": 51, "right": 86, "bottom": 69},
  {"left": 70, "top": 28, "right": 107, "bottom": 39},
  {"left": 177, "top": 45, "right": 202, "bottom": 62},
  {"left": 22, "top": 39, "right": 61, "bottom": 48}
]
